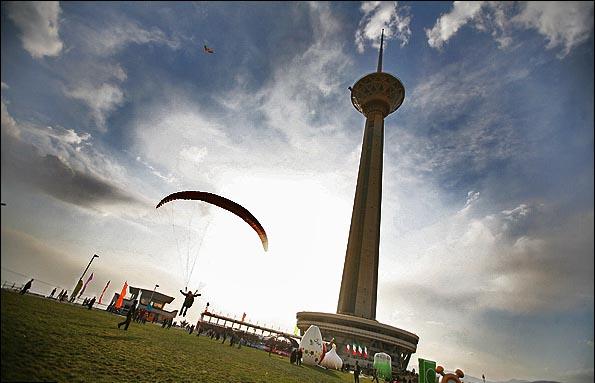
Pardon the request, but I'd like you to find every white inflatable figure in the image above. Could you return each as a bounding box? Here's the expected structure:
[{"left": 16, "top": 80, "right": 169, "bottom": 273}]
[
  {"left": 299, "top": 325, "right": 324, "bottom": 366},
  {"left": 320, "top": 344, "right": 343, "bottom": 370}
]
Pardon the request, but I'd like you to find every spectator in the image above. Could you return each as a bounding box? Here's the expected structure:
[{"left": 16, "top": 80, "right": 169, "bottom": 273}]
[
  {"left": 117, "top": 300, "right": 138, "bottom": 331},
  {"left": 19, "top": 279, "right": 34, "bottom": 295}
]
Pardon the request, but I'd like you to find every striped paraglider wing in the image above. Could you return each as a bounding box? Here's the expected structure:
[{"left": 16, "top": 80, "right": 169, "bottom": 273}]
[{"left": 156, "top": 191, "right": 268, "bottom": 251}]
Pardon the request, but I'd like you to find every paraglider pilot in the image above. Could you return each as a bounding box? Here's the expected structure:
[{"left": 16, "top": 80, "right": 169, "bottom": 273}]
[{"left": 179, "top": 289, "right": 201, "bottom": 317}]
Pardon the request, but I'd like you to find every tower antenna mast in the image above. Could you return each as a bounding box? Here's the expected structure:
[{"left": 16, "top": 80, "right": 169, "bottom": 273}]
[{"left": 377, "top": 29, "right": 384, "bottom": 73}]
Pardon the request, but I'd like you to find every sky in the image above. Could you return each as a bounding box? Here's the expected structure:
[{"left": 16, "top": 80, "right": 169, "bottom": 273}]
[{"left": 1, "top": 1, "right": 593, "bottom": 382}]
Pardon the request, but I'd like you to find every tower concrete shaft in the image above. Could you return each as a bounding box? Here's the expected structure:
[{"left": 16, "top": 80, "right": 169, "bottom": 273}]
[
  {"left": 337, "top": 30, "right": 405, "bottom": 320},
  {"left": 337, "top": 111, "right": 384, "bottom": 319}
]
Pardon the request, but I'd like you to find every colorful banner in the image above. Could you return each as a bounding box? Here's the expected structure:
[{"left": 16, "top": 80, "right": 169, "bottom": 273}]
[
  {"left": 98, "top": 280, "right": 110, "bottom": 304},
  {"left": 418, "top": 358, "right": 437, "bottom": 383},
  {"left": 114, "top": 281, "right": 128, "bottom": 309},
  {"left": 78, "top": 273, "right": 94, "bottom": 298}
]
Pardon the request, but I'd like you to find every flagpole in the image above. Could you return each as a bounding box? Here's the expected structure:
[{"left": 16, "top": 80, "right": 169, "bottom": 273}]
[
  {"left": 72, "top": 254, "right": 99, "bottom": 302},
  {"left": 79, "top": 254, "right": 99, "bottom": 281},
  {"left": 149, "top": 284, "right": 159, "bottom": 306}
]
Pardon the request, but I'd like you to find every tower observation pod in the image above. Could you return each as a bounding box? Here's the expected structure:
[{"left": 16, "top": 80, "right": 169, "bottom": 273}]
[{"left": 297, "top": 30, "right": 418, "bottom": 373}]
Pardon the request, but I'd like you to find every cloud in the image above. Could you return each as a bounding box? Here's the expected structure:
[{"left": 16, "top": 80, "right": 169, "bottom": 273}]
[
  {"left": 1, "top": 101, "right": 149, "bottom": 212},
  {"left": 355, "top": 1, "right": 411, "bottom": 53},
  {"left": 65, "top": 83, "right": 125, "bottom": 132},
  {"left": 426, "top": 2, "right": 594, "bottom": 57},
  {"left": 1, "top": 99, "right": 20, "bottom": 138},
  {"left": 133, "top": 2, "right": 359, "bottom": 187},
  {"left": 558, "top": 368, "right": 594, "bottom": 383},
  {"left": 380, "top": 194, "right": 594, "bottom": 315},
  {"left": 5, "top": 1, "right": 63, "bottom": 58},
  {"left": 69, "top": 13, "right": 181, "bottom": 56},
  {"left": 1, "top": 82, "right": 9, "bottom": 90},
  {"left": 513, "top": 2, "right": 595, "bottom": 58},
  {"left": 426, "top": 1, "right": 485, "bottom": 49}
]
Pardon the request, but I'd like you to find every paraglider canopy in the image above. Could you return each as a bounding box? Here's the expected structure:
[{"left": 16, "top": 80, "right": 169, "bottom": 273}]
[{"left": 156, "top": 190, "right": 268, "bottom": 251}]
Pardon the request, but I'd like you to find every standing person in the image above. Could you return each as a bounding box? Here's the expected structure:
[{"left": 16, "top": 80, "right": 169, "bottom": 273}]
[
  {"left": 482, "top": 374, "right": 486, "bottom": 383},
  {"left": 19, "top": 279, "right": 34, "bottom": 295},
  {"left": 117, "top": 300, "right": 138, "bottom": 331},
  {"left": 87, "top": 297, "right": 96, "bottom": 309},
  {"left": 48, "top": 287, "right": 57, "bottom": 298},
  {"left": 372, "top": 368, "right": 379, "bottom": 383},
  {"left": 179, "top": 289, "right": 201, "bottom": 317},
  {"left": 354, "top": 361, "right": 361, "bottom": 383},
  {"left": 296, "top": 348, "right": 303, "bottom": 366}
]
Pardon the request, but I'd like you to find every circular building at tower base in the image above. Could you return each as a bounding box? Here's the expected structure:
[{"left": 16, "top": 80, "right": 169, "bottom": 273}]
[{"left": 296, "top": 311, "right": 418, "bottom": 373}]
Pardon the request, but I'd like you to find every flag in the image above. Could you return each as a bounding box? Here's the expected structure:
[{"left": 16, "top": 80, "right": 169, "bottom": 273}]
[
  {"left": 346, "top": 344, "right": 350, "bottom": 353},
  {"left": 418, "top": 358, "right": 437, "bottom": 383},
  {"left": 114, "top": 281, "right": 128, "bottom": 309},
  {"left": 78, "top": 273, "right": 94, "bottom": 298},
  {"left": 293, "top": 325, "right": 299, "bottom": 336},
  {"left": 358, "top": 345, "right": 363, "bottom": 356},
  {"left": 352, "top": 343, "right": 357, "bottom": 356},
  {"left": 98, "top": 280, "right": 110, "bottom": 304},
  {"left": 242, "top": 312, "right": 247, "bottom": 322},
  {"left": 364, "top": 346, "right": 368, "bottom": 358},
  {"left": 203, "top": 45, "right": 214, "bottom": 54}
]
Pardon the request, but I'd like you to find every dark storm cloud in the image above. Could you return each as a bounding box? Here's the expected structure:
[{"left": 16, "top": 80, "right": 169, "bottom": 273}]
[{"left": 1, "top": 119, "right": 147, "bottom": 211}]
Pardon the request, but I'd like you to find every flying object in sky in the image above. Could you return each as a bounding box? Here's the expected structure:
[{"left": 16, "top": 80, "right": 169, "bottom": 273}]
[
  {"left": 203, "top": 44, "right": 214, "bottom": 54},
  {"left": 156, "top": 191, "right": 268, "bottom": 252}
]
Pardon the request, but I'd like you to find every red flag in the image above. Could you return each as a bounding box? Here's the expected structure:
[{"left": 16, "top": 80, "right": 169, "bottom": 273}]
[
  {"left": 98, "top": 280, "right": 110, "bottom": 304},
  {"left": 78, "top": 272, "right": 94, "bottom": 298},
  {"left": 115, "top": 281, "right": 128, "bottom": 309}
]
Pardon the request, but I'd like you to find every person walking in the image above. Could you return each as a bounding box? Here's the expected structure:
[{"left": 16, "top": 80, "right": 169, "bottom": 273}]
[
  {"left": 354, "top": 361, "right": 361, "bottom": 383},
  {"left": 48, "top": 287, "right": 57, "bottom": 298},
  {"left": 117, "top": 300, "right": 138, "bottom": 331},
  {"left": 19, "top": 279, "right": 34, "bottom": 295},
  {"left": 372, "top": 368, "right": 379, "bottom": 383},
  {"left": 87, "top": 297, "right": 96, "bottom": 309}
]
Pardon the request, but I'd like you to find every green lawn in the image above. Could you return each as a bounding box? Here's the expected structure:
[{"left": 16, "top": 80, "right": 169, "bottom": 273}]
[{"left": 1, "top": 290, "right": 370, "bottom": 382}]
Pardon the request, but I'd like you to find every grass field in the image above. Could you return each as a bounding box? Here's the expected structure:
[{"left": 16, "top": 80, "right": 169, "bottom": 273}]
[{"left": 1, "top": 289, "right": 370, "bottom": 382}]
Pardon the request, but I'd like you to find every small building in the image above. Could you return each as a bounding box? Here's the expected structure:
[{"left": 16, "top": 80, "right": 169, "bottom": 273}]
[{"left": 107, "top": 285, "right": 178, "bottom": 322}]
